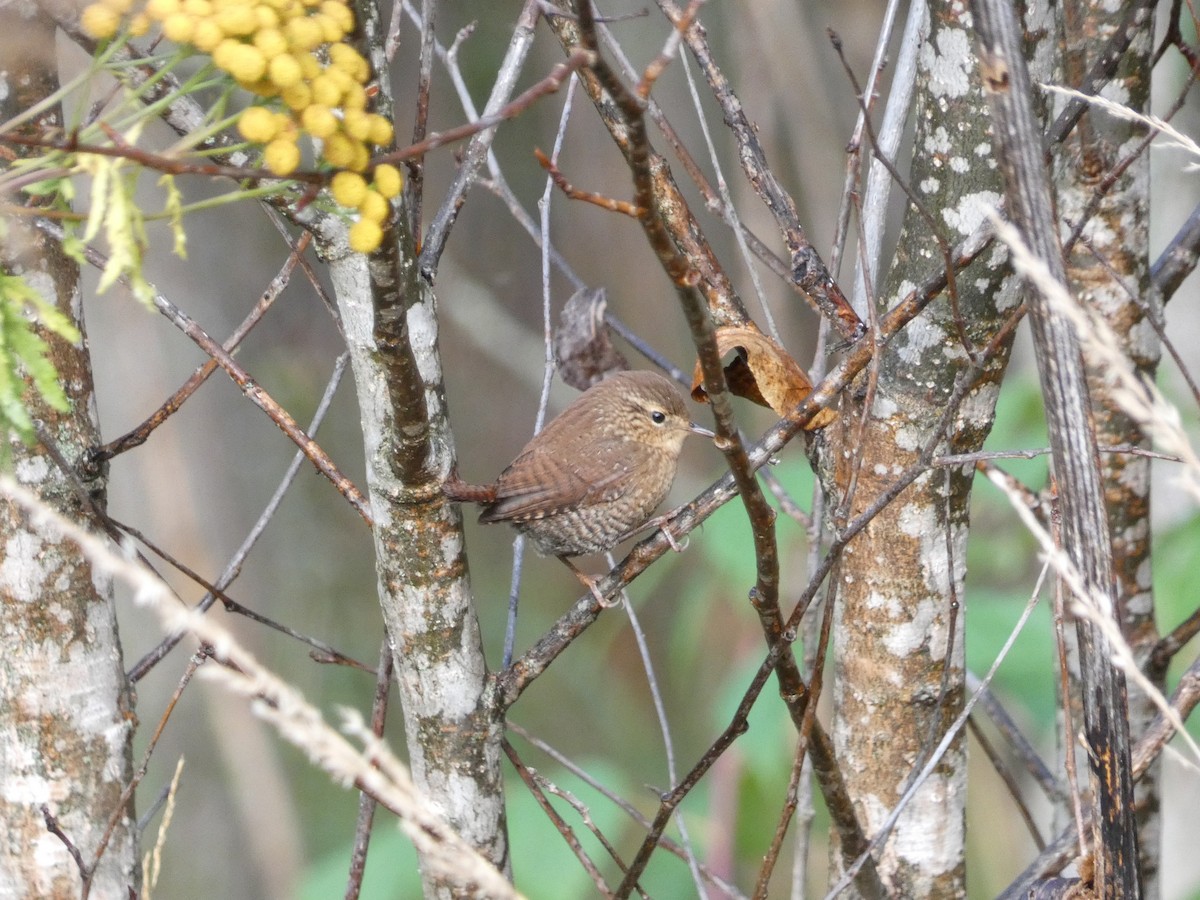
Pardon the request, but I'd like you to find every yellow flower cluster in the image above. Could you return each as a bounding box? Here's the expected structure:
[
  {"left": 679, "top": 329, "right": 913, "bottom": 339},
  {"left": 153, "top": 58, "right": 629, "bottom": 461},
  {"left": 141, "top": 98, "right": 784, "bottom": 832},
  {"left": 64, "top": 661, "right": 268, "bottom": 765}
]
[{"left": 80, "top": 0, "right": 403, "bottom": 253}]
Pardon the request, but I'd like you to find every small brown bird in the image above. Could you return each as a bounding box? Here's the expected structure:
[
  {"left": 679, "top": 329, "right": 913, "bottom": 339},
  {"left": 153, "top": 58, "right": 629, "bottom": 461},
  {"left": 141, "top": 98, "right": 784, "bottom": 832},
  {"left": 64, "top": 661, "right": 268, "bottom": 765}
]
[{"left": 444, "top": 370, "right": 714, "bottom": 602}]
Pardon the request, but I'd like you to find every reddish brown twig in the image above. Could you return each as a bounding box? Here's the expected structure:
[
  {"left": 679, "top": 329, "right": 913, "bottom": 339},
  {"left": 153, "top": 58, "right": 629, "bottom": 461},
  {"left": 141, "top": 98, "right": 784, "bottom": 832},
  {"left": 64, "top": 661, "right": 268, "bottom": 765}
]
[
  {"left": 533, "top": 147, "right": 643, "bottom": 217},
  {"left": 502, "top": 740, "right": 620, "bottom": 897}
]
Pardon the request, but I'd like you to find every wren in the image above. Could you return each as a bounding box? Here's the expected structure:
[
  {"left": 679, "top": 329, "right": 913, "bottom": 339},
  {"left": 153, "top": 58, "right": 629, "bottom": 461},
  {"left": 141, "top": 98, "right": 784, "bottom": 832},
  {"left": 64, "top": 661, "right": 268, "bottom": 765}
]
[{"left": 443, "top": 370, "right": 714, "bottom": 603}]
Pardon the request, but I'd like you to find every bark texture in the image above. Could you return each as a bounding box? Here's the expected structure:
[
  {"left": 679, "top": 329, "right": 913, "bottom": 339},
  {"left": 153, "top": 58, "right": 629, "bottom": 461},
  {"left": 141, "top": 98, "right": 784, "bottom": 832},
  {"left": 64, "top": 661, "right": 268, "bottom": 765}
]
[
  {"left": 825, "top": 1, "right": 1020, "bottom": 895},
  {"left": 0, "top": 7, "right": 138, "bottom": 895},
  {"left": 970, "top": 0, "right": 1142, "bottom": 893},
  {"left": 315, "top": 8, "right": 508, "bottom": 881},
  {"left": 1055, "top": 0, "right": 1161, "bottom": 893}
]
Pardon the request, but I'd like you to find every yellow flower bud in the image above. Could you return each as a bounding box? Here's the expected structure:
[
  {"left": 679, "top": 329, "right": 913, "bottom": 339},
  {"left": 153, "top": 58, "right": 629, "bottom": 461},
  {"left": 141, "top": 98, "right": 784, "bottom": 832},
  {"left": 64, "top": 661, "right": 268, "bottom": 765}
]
[
  {"left": 238, "top": 106, "right": 280, "bottom": 143},
  {"left": 300, "top": 104, "right": 338, "bottom": 138},
  {"left": 268, "top": 52, "right": 303, "bottom": 87},
  {"left": 191, "top": 18, "right": 224, "bottom": 51},
  {"left": 280, "top": 81, "right": 312, "bottom": 110},
  {"left": 341, "top": 83, "right": 367, "bottom": 111},
  {"left": 284, "top": 16, "right": 322, "bottom": 51},
  {"left": 146, "top": 0, "right": 182, "bottom": 18},
  {"left": 253, "top": 27, "right": 288, "bottom": 58},
  {"left": 296, "top": 51, "right": 322, "bottom": 79},
  {"left": 329, "top": 42, "right": 369, "bottom": 82},
  {"left": 312, "top": 12, "right": 344, "bottom": 43},
  {"left": 372, "top": 163, "right": 402, "bottom": 199},
  {"left": 222, "top": 43, "right": 268, "bottom": 83},
  {"left": 348, "top": 219, "right": 383, "bottom": 253},
  {"left": 264, "top": 138, "right": 301, "bottom": 175},
  {"left": 322, "top": 132, "right": 356, "bottom": 168},
  {"left": 161, "top": 11, "right": 195, "bottom": 43},
  {"left": 80, "top": 4, "right": 122, "bottom": 40},
  {"left": 348, "top": 141, "right": 370, "bottom": 172},
  {"left": 357, "top": 188, "right": 389, "bottom": 224},
  {"left": 365, "top": 114, "right": 393, "bottom": 147},
  {"left": 320, "top": 1, "right": 354, "bottom": 34},
  {"left": 182, "top": 0, "right": 211, "bottom": 15},
  {"left": 215, "top": 4, "right": 257, "bottom": 35},
  {"left": 310, "top": 74, "right": 342, "bottom": 108},
  {"left": 329, "top": 171, "right": 368, "bottom": 207},
  {"left": 341, "top": 108, "right": 370, "bottom": 141},
  {"left": 253, "top": 5, "right": 280, "bottom": 28}
]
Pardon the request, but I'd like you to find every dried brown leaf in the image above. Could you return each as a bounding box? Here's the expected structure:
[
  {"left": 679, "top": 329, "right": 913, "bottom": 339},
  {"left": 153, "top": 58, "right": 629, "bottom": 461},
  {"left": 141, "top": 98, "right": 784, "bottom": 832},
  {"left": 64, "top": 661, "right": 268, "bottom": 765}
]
[
  {"left": 554, "top": 287, "right": 629, "bottom": 390},
  {"left": 691, "top": 325, "right": 836, "bottom": 430}
]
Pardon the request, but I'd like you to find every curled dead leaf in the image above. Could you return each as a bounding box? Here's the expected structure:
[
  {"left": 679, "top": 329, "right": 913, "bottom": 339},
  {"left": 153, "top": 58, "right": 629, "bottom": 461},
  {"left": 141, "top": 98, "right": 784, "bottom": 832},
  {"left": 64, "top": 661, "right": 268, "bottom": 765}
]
[
  {"left": 691, "top": 325, "right": 836, "bottom": 430},
  {"left": 554, "top": 287, "right": 629, "bottom": 390}
]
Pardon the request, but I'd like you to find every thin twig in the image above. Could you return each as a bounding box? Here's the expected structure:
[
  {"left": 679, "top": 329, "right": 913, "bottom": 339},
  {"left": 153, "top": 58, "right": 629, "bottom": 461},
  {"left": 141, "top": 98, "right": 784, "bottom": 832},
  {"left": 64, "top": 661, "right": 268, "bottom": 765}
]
[
  {"left": 129, "top": 354, "right": 353, "bottom": 680},
  {"left": 35, "top": 218, "right": 372, "bottom": 523},
  {"left": 93, "top": 230, "right": 310, "bottom": 462},
  {"left": 344, "top": 639, "right": 395, "bottom": 900},
  {"left": 503, "top": 740, "right": 617, "bottom": 897}
]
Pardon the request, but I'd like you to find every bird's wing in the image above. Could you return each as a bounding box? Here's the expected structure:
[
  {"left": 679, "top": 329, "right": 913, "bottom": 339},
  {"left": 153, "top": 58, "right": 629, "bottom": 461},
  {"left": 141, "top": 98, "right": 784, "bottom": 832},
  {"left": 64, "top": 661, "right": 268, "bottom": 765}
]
[{"left": 480, "top": 441, "right": 632, "bottom": 523}]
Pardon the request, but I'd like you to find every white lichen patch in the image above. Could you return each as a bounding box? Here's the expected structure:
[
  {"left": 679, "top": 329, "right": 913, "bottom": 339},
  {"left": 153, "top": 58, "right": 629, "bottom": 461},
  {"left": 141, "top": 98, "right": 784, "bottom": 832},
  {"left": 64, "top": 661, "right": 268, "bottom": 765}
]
[
  {"left": 920, "top": 177, "right": 941, "bottom": 194},
  {"left": 446, "top": 771, "right": 506, "bottom": 844},
  {"left": 897, "top": 320, "right": 946, "bottom": 366},
  {"left": 941, "top": 191, "right": 1003, "bottom": 237},
  {"left": 1116, "top": 462, "right": 1150, "bottom": 495},
  {"left": 954, "top": 382, "right": 1000, "bottom": 430},
  {"left": 15, "top": 454, "right": 50, "bottom": 484},
  {"left": 949, "top": 156, "right": 969, "bottom": 174},
  {"left": 894, "top": 423, "right": 925, "bottom": 453},
  {"left": 897, "top": 504, "right": 962, "bottom": 628},
  {"left": 973, "top": 141, "right": 991, "bottom": 157},
  {"left": 873, "top": 395, "right": 899, "bottom": 419},
  {"left": 924, "top": 125, "right": 953, "bottom": 157},
  {"left": 1098, "top": 76, "right": 1130, "bottom": 106},
  {"left": 864, "top": 589, "right": 900, "bottom": 616},
  {"left": 440, "top": 530, "right": 464, "bottom": 562},
  {"left": 1127, "top": 317, "right": 1160, "bottom": 363},
  {"left": 1, "top": 532, "right": 51, "bottom": 602},
  {"left": 1125, "top": 588, "right": 1153, "bottom": 618},
  {"left": 882, "top": 595, "right": 942, "bottom": 658},
  {"left": 994, "top": 276, "right": 1022, "bottom": 312},
  {"left": 1135, "top": 556, "right": 1152, "bottom": 592},
  {"left": 921, "top": 27, "right": 973, "bottom": 99},
  {"left": 893, "top": 770, "right": 966, "bottom": 874}
]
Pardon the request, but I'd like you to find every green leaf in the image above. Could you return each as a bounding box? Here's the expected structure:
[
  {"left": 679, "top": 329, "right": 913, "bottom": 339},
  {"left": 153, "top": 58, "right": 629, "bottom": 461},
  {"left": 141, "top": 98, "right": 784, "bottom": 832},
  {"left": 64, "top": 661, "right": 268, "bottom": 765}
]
[{"left": 0, "top": 275, "right": 78, "bottom": 443}]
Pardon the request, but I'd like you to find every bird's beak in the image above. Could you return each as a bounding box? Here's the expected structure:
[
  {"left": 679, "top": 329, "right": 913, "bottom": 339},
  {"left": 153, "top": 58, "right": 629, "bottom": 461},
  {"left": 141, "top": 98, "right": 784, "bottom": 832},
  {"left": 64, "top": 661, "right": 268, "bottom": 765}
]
[{"left": 688, "top": 421, "right": 717, "bottom": 439}]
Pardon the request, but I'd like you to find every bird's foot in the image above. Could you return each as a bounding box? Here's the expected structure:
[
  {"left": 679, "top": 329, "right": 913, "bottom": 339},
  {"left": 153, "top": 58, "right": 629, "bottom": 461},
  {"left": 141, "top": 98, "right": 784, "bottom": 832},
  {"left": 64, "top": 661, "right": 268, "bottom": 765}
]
[{"left": 560, "top": 557, "right": 620, "bottom": 607}]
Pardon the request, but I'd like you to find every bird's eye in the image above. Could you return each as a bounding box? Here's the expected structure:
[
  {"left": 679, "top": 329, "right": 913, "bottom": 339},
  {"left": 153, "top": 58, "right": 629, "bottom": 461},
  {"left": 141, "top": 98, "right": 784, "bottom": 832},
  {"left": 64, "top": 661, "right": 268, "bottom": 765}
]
[{"left": 650, "top": 410, "right": 667, "bottom": 425}]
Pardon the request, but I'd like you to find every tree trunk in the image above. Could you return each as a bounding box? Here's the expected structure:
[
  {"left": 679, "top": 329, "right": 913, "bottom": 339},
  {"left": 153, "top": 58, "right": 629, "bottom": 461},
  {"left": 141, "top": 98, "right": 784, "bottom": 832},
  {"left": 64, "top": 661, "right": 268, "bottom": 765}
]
[
  {"left": 319, "top": 7, "right": 509, "bottom": 888},
  {"left": 824, "top": 0, "right": 1025, "bottom": 894},
  {"left": 0, "top": 6, "right": 138, "bottom": 896},
  {"left": 1056, "top": 0, "right": 1161, "bottom": 892}
]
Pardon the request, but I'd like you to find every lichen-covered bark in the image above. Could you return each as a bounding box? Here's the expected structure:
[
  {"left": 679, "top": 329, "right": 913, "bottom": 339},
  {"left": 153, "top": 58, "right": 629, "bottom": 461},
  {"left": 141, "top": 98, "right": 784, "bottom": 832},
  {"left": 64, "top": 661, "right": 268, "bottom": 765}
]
[
  {"left": 305, "top": 8, "right": 510, "bottom": 895},
  {"left": 825, "top": 2, "right": 1021, "bottom": 895},
  {"left": 1055, "top": 0, "right": 1160, "bottom": 892},
  {"left": 0, "top": 7, "right": 138, "bottom": 895},
  {"left": 316, "top": 216, "right": 508, "bottom": 894}
]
